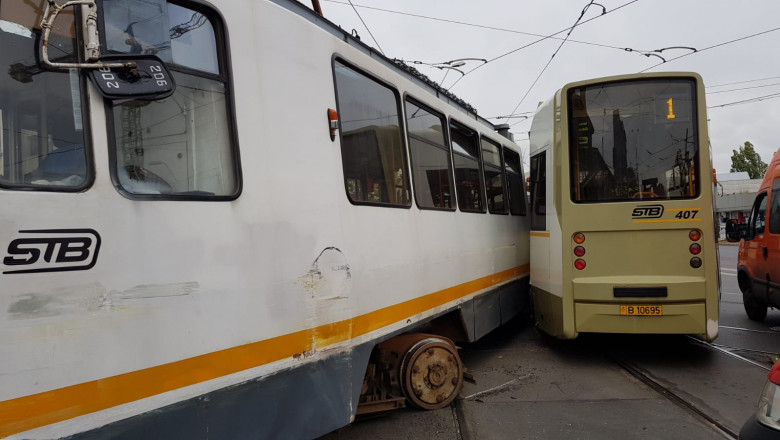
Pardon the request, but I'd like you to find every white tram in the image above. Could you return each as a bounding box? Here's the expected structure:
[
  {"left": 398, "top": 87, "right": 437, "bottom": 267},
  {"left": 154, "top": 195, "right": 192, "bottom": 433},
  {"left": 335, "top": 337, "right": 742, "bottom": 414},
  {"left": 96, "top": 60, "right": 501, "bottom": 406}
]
[{"left": 0, "top": 0, "right": 530, "bottom": 438}]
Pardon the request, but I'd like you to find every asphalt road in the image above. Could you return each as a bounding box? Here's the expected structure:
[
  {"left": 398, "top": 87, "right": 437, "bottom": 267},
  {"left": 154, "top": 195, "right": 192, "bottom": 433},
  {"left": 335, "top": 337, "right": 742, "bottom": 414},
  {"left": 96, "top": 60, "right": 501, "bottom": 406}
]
[{"left": 321, "top": 244, "right": 780, "bottom": 440}]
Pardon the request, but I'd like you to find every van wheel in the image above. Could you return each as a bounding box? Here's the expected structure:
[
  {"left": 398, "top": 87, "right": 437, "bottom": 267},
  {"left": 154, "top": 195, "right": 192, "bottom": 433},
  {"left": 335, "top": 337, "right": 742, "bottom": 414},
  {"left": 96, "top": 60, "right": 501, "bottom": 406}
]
[{"left": 742, "top": 284, "right": 767, "bottom": 322}]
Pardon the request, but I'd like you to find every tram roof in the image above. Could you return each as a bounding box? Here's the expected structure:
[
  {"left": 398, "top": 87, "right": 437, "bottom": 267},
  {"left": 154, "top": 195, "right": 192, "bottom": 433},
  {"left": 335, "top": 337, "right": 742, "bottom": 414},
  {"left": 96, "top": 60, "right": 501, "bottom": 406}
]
[{"left": 271, "top": 0, "right": 504, "bottom": 134}]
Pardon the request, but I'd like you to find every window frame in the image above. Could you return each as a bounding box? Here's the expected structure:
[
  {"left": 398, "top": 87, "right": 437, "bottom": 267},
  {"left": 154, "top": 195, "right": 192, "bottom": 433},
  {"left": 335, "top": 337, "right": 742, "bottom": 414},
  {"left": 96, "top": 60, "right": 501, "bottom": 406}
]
[
  {"left": 332, "top": 56, "right": 411, "bottom": 209},
  {"left": 100, "top": 0, "right": 242, "bottom": 201},
  {"left": 566, "top": 78, "right": 700, "bottom": 204},
  {"left": 0, "top": 5, "right": 95, "bottom": 192},
  {"left": 449, "top": 118, "right": 485, "bottom": 214},
  {"left": 530, "top": 151, "right": 547, "bottom": 231},
  {"left": 769, "top": 178, "right": 780, "bottom": 235},
  {"left": 403, "top": 94, "right": 456, "bottom": 212},
  {"left": 481, "top": 136, "right": 508, "bottom": 215},
  {"left": 503, "top": 146, "right": 527, "bottom": 216}
]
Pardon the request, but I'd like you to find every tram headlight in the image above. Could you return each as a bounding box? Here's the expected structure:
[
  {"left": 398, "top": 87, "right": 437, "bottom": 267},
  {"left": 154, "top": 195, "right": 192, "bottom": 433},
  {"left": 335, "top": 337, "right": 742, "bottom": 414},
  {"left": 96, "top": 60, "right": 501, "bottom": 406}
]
[{"left": 756, "top": 373, "right": 780, "bottom": 430}]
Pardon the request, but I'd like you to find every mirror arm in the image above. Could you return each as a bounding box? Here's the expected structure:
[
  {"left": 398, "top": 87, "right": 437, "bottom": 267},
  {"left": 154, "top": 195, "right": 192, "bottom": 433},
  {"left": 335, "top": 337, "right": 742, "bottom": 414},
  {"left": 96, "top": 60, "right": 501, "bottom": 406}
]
[{"left": 40, "top": 0, "right": 135, "bottom": 70}]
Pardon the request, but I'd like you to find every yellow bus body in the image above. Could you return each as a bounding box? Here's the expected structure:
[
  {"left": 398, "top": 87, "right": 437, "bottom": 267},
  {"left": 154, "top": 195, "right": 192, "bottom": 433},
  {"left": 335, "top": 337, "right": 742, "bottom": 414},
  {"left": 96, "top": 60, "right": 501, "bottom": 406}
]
[{"left": 529, "top": 72, "right": 719, "bottom": 341}]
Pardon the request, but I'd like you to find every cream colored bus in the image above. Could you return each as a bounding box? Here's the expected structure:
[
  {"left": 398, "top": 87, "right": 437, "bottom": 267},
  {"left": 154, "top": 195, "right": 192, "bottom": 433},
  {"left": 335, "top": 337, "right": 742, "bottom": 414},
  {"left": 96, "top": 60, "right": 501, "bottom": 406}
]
[{"left": 528, "top": 72, "right": 719, "bottom": 341}]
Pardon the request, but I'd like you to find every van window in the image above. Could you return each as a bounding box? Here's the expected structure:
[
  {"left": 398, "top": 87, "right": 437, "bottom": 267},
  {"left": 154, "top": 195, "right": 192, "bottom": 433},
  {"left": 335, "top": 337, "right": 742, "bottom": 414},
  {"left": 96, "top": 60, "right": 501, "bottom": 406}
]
[
  {"left": 749, "top": 192, "right": 767, "bottom": 237},
  {"left": 770, "top": 178, "right": 780, "bottom": 234}
]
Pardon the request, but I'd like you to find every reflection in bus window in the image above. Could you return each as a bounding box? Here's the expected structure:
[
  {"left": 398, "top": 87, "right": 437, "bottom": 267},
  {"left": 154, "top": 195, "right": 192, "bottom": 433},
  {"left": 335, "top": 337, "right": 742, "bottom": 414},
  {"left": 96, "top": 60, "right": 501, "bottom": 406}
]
[
  {"left": 503, "top": 148, "right": 527, "bottom": 215},
  {"left": 568, "top": 79, "right": 699, "bottom": 203},
  {"left": 0, "top": 2, "right": 88, "bottom": 190},
  {"left": 450, "top": 121, "right": 484, "bottom": 213},
  {"left": 103, "top": 1, "right": 238, "bottom": 198},
  {"left": 334, "top": 60, "right": 410, "bottom": 207},
  {"left": 482, "top": 138, "right": 506, "bottom": 214},
  {"left": 405, "top": 99, "right": 454, "bottom": 210}
]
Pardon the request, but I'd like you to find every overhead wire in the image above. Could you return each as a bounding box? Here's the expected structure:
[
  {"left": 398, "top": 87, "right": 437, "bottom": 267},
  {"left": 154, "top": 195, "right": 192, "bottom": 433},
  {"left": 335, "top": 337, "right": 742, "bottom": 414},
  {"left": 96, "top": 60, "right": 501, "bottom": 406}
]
[
  {"left": 709, "top": 75, "right": 780, "bottom": 88},
  {"left": 323, "top": 0, "right": 642, "bottom": 53},
  {"left": 447, "top": 0, "right": 640, "bottom": 92},
  {"left": 640, "top": 26, "right": 780, "bottom": 72},
  {"left": 505, "top": 0, "right": 609, "bottom": 126},
  {"left": 347, "top": 0, "right": 385, "bottom": 55}
]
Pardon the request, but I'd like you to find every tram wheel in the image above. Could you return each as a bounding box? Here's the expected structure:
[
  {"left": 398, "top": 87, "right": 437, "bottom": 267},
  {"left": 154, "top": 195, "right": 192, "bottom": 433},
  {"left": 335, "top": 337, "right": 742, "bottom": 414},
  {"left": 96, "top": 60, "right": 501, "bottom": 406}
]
[
  {"left": 743, "top": 284, "right": 767, "bottom": 322},
  {"left": 399, "top": 337, "right": 464, "bottom": 410}
]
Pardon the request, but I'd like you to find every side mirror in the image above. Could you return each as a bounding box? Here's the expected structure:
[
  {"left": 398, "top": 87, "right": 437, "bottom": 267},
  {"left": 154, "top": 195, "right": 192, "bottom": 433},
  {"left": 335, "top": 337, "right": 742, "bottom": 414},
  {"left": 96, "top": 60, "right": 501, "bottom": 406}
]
[
  {"left": 724, "top": 219, "right": 746, "bottom": 242},
  {"left": 726, "top": 223, "right": 749, "bottom": 242}
]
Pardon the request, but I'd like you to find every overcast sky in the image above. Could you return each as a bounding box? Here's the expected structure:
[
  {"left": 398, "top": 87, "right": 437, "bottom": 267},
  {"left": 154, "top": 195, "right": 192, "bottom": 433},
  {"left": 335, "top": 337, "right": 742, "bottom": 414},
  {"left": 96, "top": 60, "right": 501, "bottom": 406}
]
[{"left": 319, "top": 0, "right": 780, "bottom": 175}]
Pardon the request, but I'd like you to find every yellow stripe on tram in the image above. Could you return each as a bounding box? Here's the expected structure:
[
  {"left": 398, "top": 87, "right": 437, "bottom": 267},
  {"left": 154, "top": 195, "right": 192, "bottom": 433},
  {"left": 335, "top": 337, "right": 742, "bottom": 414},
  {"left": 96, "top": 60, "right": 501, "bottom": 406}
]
[{"left": 0, "top": 264, "right": 529, "bottom": 437}]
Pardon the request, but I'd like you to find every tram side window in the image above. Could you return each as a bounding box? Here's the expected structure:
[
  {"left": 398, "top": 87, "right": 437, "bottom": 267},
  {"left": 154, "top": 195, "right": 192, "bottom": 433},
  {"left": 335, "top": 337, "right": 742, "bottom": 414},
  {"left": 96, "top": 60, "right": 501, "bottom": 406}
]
[
  {"left": 503, "top": 147, "right": 527, "bottom": 216},
  {"left": 102, "top": 1, "right": 238, "bottom": 198},
  {"left": 451, "top": 121, "right": 485, "bottom": 213},
  {"left": 405, "top": 99, "right": 454, "bottom": 210},
  {"left": 482, "top": 138, "right": 506, "bottom": 214},
  {"left": 530, "top": 152, "right": 546, "bottom": 230},
  {"left": 0, "top": 3, "right": 89, "bottom": 190},
  {"left": 334, "top": 60, "right": 410, "bottom": 207}
]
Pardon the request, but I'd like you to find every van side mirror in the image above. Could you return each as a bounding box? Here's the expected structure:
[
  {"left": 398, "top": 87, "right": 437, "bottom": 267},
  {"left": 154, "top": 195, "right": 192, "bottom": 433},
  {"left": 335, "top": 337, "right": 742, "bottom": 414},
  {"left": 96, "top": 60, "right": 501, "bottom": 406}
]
[{"left": 725, "top": 219, "right": 748, "bottom": 242}]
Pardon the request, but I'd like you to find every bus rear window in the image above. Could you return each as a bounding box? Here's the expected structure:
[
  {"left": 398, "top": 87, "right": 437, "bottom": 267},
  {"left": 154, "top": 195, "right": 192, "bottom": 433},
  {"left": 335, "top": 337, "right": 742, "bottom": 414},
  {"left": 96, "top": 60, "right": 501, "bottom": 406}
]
[{"left": 567, "top": 79, "right": 699, "bottom": 203}]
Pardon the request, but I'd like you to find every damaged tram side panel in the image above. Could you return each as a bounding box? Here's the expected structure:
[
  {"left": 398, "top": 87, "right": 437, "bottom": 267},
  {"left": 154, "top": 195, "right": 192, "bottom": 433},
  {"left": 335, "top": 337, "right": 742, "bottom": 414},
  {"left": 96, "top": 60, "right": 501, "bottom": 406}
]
[{"left": 0, "top": 0, "right": 530, "bottom": 438}]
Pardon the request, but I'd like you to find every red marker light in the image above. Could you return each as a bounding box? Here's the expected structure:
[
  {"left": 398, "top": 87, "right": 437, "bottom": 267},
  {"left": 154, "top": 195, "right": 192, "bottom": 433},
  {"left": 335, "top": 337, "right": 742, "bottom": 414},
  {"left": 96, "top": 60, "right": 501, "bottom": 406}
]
[
  {"left": 574, "top": 259, "right": 586, "bottom": 270},
  {"left": 574, "top": 246, "right": 586, "bottom": 257},
  {"left": 690, "top": 243, "right": 702, "bottom": 255}
]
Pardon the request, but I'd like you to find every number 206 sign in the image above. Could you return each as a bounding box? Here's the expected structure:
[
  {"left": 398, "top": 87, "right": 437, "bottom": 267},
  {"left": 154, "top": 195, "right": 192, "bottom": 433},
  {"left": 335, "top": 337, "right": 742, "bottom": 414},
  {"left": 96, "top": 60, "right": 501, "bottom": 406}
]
[{"left": 88, "top": 55, "right": 176, "bottom": 100}]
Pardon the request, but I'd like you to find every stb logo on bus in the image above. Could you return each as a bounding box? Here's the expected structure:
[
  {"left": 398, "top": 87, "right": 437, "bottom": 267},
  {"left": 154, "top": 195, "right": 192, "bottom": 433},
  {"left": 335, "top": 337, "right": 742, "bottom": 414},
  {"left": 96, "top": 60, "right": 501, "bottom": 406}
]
[
  {"left": 2, "top": 229, "right": 101, "bottom": 274},
  {"left": 632, "top": 204, "right": 664, "bottom": 219}
]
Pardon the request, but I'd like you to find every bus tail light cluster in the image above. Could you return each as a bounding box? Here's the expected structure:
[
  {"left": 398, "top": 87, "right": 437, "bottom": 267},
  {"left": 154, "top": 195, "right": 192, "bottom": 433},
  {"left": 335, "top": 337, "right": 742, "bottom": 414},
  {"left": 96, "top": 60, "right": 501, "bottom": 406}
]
[
  {"left": 573, "top": 232, "right": 586, "bottom": 270},
  {"left": 689, "top": 229, "right": 702, "bottom": 268}
]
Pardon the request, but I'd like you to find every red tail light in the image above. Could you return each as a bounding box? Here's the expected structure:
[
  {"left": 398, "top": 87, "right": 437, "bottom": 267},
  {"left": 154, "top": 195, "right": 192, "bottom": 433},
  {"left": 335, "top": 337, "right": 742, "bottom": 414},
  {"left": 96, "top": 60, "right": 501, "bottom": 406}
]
[
  {"left": 574, "top": 259, "right": 586, "bottom": 270},
  {"left": 574, "top": 246, "right": 586, "bottom": 257},
  {"left": 690, "top": 243, "right": 702, "bottom": 255}
]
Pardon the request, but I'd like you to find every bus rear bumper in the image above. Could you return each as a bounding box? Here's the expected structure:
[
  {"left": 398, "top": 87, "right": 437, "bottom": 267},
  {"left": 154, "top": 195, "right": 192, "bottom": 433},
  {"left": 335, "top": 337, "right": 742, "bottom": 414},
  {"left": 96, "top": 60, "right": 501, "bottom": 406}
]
[{"left": 574, "top": 301, "right": 707, "bottom": 336}]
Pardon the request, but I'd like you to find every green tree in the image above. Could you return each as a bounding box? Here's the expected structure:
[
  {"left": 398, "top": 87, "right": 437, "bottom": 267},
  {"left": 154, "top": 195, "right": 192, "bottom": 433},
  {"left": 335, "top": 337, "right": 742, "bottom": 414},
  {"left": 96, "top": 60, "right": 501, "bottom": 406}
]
[{"left": 730, "top": 141, "right": 768, "bottom": 179}]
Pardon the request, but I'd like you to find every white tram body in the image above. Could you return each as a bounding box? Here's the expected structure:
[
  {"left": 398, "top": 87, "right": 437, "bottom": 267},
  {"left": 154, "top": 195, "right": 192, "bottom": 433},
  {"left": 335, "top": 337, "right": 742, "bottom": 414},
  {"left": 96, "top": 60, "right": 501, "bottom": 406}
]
[{"left": 0, "top": 0, "right": 530, "bottom": 438}]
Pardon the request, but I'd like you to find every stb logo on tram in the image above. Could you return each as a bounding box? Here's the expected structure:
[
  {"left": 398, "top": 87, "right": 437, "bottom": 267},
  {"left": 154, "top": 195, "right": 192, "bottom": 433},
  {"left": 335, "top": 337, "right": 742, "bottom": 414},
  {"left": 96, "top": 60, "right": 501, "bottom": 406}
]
[
  {"left": 2, "top": 229, "right": 101, "bottom": 274},
  {"left": 631, "top": 204, "right": 664, "bottom": 219}
]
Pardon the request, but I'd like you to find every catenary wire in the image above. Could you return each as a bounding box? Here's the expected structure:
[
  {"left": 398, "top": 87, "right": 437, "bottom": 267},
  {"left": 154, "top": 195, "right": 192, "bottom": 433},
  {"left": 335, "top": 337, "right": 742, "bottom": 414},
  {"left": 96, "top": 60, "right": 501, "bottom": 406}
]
[
  {"left": 347, "top": 0, "right": 385, "bottom": 55},
  {"left": 640, "top": 26, "right": 780, "bottom": 72}
]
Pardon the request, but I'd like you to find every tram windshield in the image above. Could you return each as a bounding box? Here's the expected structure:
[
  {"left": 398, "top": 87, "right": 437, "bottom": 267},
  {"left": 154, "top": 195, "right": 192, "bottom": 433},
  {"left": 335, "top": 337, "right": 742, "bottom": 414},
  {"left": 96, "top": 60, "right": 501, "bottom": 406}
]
[{"left": 567, "top": 79, "right": 699, "bottom": 203}]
